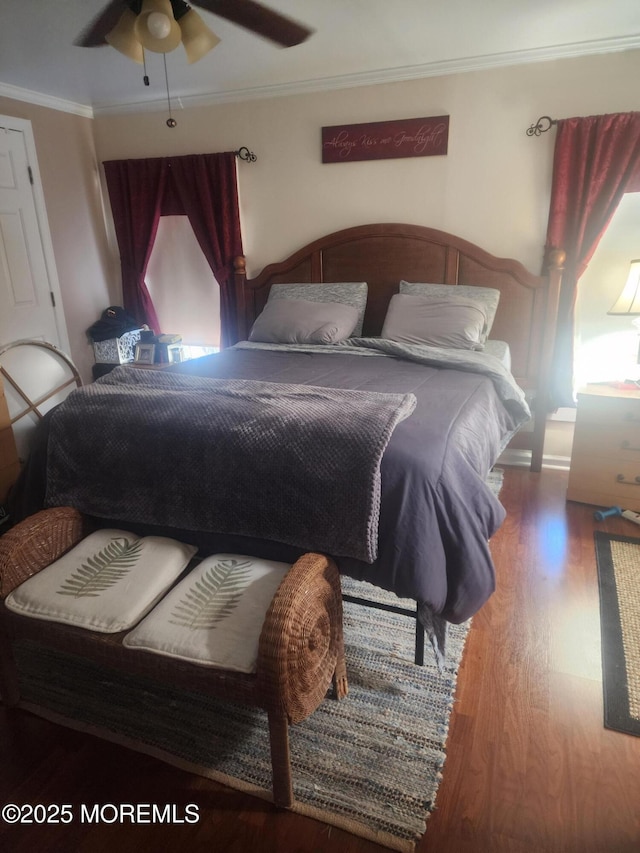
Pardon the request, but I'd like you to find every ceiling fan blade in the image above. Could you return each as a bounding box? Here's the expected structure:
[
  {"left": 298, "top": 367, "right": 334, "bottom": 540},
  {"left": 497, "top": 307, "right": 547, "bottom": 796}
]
[
  {"left": 74, "top": 1, "right": 132, "bottom": 47},
  {"left": 192, "top": 0, "right": 313, "bottom": 47}
]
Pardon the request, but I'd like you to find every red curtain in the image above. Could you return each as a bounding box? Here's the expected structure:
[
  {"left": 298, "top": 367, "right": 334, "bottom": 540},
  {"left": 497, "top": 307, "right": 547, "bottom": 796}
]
[
  {"left": 103, "top": 158, "right": 166, "bottom": 333},
  {"left": 103, "top": 152, "right": 243, "bottom": 346},
  {"left": 545, "top": 111, "right": 640, "bottom": 407}
]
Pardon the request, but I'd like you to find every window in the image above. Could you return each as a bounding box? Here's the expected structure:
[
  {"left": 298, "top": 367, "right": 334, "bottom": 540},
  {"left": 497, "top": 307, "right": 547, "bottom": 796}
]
[{"left": 146, "top": 215, "right": 220, "bottom": 352}]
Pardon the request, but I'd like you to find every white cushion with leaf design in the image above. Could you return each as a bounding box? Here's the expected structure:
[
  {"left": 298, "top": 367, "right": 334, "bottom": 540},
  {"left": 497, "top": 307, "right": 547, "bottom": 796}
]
[
  {"left": 122, "top": 553, "right": 290, "bottom": 674},
  {"left": 4, "top": 529, "right": 197, "bottom": 633}
]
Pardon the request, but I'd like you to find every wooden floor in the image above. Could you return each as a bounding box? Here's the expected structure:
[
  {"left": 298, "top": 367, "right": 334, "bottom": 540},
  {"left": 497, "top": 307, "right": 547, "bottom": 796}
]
[{"left": 1, "top": 466, "right": 639, "bottom": 852}]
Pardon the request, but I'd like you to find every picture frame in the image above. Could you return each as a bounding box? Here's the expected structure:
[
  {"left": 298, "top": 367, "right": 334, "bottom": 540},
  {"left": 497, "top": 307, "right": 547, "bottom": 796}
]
[
  {"left": 134, "top": 342, "right": 156, "bottom": 365},
  {"left": 168, "top": 344, "right": 184, "bottom": 363}
]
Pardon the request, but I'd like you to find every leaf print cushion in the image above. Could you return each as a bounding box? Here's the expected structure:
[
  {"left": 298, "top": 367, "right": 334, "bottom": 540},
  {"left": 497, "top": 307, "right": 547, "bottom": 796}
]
[
  {"left": 5, "top": 530, "right": 197, "bottom": 633},
  {"left": 123, "top": 554, "right": 290, "bottom": 673}
]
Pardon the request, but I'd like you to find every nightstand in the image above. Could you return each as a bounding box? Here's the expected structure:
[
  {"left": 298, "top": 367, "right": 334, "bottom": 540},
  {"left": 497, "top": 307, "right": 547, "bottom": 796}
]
[{"left": 566, "top": 385, "right": 640, "bottom": 511}]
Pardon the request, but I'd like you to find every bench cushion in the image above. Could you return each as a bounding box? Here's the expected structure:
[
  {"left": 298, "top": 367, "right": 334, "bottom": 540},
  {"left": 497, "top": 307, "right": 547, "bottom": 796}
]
[
  {"left": 122, "top": 553, "right": 290, "bottom": 673},
  {"left": 5, "top": 530, "right": 197, "bottom": 633}
]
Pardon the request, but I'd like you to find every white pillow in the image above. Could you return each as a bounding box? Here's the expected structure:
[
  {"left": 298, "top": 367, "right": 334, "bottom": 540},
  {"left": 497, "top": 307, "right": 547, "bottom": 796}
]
[
  {"left": 399, "top": 281, "right": 500, "bottom": 340},
  {"left": 381, "top": 293, "right": 487, "bottom": 350},
  {"left": 123, "top": 553, "right": 290, "bottom": 673},
  {"left": 249, "top": 298, "right": 359, "bottom": 344},
  {"left": 5, "top": 530, "right": 197, "bottom": 633}
]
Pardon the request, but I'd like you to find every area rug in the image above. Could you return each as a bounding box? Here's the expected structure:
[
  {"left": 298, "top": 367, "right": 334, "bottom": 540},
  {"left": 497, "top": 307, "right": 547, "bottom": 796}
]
[
  {"left": 594, "top": 532, "right": 640, "bottom": 737},
  {"left": 11, "top": 469, "right": 504, "bottom": 852},
  {"left": 13, "top": 603, "right": 468, "bottom": 852}
]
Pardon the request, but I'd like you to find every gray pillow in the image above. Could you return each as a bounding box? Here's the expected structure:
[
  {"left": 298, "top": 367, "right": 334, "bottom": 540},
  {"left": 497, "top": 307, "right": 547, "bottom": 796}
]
[
  {"left": 249, "top": 298, "right": 359, "bottom": 345},
  {"left": 381, "top": 293, "right": 487, "bottom": 350},
  {"left": 399, "top": 280, "right": 500, "bottom": 339},
  {"left": 267, "top": 282, "right": 368, "bottom": 336}
]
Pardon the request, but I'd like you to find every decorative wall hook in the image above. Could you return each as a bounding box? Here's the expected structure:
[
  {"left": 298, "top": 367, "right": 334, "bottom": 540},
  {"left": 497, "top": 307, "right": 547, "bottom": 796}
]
[{"left": 526, "top": 116, "right": 557, "bottom": 136}]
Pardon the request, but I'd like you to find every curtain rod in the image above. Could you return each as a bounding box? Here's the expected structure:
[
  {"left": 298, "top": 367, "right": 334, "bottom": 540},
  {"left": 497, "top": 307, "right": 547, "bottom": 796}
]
[
  {"left": 235, "top": 146, "right": 257, "bottom": 162},
  {"left": 526, "top": 116, "right": 558, "bottom": 136}
]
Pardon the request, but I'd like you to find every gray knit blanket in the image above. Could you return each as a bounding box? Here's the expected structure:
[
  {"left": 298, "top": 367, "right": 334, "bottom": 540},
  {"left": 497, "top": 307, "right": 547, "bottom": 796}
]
[{"left": 45, "top": 368, "right": 416, "bottom": 563}]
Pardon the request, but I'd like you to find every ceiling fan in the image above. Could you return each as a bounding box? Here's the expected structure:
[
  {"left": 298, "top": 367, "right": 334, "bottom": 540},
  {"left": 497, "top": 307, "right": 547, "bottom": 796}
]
[{"left": 75, "top": 0, "right": 314, "bottom": 65}]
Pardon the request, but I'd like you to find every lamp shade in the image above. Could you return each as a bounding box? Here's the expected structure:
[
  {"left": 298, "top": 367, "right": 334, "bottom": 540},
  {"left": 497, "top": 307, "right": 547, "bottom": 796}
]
[
  {"left": 179, "top": 9, "right": 220, "bottom": 63},
  {"left": 134, "top": 0, "right": 182, "bottom": 54},
  {"left": 105, "top": 9, "right": 144, "bottom": 64},
  {"left": 608, "top": 260, "right": 640, "bottom": 315}
]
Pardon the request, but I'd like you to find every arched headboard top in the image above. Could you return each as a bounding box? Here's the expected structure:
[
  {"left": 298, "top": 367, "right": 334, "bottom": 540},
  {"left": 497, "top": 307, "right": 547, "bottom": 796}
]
[{"left": 237, "top": 222, "right": 563, "bottom": 391}]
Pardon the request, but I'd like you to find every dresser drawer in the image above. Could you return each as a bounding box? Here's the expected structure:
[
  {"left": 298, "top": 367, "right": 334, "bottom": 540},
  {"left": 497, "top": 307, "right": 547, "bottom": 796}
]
[
  {"left": 566, "top": 483, "right": 640, "bottom": 512},
  {"left": 567, "top": 455, "right": 640, "bottom": 511},
  {"left": 571, "top": 421, "right": 640, "bottom": 463},
  {"left": 576, "top": 391, "right": 640, "bottom": 427}
]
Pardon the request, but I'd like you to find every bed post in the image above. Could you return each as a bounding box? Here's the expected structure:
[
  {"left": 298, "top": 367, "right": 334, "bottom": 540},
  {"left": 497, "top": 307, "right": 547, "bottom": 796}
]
[
  {"left": 530, "top": 248, "right": 565, "bottom": 472},
  {"left": 233, "top": 255, "right": 248, "bottom": 342}
]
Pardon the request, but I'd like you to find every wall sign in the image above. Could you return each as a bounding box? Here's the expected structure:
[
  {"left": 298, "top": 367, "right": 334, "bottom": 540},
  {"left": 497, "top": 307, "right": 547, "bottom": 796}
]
[{"left": 322, "top": 115, "right": 449, "bottom": 164}]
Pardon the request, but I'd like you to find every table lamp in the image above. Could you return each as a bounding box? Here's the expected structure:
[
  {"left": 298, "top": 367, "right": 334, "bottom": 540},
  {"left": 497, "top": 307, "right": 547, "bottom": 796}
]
[{"left": 608, "top": 259, "right": 640, "bottom": 366}]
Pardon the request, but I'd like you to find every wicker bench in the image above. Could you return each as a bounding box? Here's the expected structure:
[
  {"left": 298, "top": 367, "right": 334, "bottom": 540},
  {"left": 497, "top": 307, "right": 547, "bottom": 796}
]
[{"left": 0, "top": 507, "right": 348, "bottom": 808}]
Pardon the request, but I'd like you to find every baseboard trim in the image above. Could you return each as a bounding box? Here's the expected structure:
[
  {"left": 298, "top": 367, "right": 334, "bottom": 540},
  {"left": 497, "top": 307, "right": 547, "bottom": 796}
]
[{"left": 497, "top": 448, "right": 571, "bottom": 471}]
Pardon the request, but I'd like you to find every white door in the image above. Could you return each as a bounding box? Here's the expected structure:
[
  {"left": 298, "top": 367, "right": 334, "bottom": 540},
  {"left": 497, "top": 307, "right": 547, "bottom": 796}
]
[
  {"left": 0, "top": 117, "right": 68, "bottom": 350},
  {"left": 0, "top": 116, "right": 72, "bottom": 459}
]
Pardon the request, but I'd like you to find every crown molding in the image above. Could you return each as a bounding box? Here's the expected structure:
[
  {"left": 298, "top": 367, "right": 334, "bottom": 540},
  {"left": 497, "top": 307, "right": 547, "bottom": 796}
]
[
  {"left": 91, "top": 34, "right": 640, "bottom": 116},
  {"left": 0, "top": 81, "right": 94, "bottom": 118},
  {"left": 4, "top": 34, "right": 639, "bottom": 119},
  {"left": 0, "top": 83, "right": 93, "bottom": 118}
]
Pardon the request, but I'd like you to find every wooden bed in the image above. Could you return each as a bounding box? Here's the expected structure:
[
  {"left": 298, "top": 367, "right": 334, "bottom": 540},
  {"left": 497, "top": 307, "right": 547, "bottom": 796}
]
[{"left": 233, "top": 223, "right": 564, "bottom": 472}]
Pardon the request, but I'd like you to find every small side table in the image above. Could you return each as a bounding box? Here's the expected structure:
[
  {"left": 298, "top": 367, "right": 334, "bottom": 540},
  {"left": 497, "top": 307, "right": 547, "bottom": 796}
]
[{"left": 566, "top": 385, "right": 640, "bottom": 511}]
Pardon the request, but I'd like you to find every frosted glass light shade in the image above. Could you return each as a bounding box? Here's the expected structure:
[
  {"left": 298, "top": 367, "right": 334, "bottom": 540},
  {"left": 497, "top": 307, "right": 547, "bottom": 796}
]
[
  {"left": 105, "top": 9, "right": 144, "bottom": 64},
  {"left": 179, "top": 10, "right": 220, "bottom": 63},
  {"left": 147, "top": 12, "right": 172, "bottom": 40},
  {"left": 609, "top": 260, "right": 640, "bottom": 315},
  {"left": 135, "top": 0, "right": 181, "bottom": 54}
]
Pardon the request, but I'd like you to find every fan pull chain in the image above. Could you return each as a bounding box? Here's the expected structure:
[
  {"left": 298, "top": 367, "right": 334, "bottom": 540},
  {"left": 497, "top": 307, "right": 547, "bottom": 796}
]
[
  {"left": 164, "top": 55, "right": 177, "bottom": 128},
  {"left": 143, "top": 50, "right": 149, "bottom": 87}
]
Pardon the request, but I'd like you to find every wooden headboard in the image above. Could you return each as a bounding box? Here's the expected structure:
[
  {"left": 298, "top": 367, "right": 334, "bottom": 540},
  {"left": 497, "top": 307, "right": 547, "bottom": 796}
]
[{"left": 234, "top": 223, "right": 564, "bottom": 471}]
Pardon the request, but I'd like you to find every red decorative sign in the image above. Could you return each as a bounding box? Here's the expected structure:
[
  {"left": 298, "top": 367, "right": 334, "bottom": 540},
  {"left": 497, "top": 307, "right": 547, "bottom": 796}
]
[{"left": 322, "top": 115, "right": 449, "bottom": 164}]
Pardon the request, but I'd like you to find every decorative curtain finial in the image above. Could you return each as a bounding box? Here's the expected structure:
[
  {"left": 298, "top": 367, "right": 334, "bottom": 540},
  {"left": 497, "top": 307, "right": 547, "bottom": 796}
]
[
  {"left": 235, "top": 147, "right": 257, "bottom": 163},
  {"left": 526, "top": 116, "right": 557, "bottom": 137}
]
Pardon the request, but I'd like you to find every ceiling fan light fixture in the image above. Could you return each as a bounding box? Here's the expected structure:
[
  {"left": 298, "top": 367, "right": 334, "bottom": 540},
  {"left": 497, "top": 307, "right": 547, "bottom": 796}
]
[
  {"left": 135, "top": 0, "right": 182, "bottom": 54},
  {"left": 178, "top": 9, "right": 221, "bottom": 64},
  {"left": 105, "top": 9, "right": 144, "bottom": 64}
]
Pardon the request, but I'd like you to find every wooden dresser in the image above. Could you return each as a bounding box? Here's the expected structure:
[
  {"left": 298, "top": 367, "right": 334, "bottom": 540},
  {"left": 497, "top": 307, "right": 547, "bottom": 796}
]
[
  {"left": 0, "top": 375, "right": 21, "bottom": 504},
  {"left": 567, "top": 385, "right": 640, "bottom": 512}
]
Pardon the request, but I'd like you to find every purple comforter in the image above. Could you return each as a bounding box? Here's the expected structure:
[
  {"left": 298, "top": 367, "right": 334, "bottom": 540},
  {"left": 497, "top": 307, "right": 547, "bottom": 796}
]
[{"left": 160, "top": 342, "right": 525, "bottom": 623}]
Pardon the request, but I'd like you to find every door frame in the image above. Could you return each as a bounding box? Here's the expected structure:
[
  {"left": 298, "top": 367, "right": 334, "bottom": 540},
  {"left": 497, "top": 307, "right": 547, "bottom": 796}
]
[{"left": 0, "top": 113, "right": 70, "bottom": 352}]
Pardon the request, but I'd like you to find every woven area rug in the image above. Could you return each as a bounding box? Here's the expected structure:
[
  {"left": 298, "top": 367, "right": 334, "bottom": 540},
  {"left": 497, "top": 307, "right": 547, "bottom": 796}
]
[
  {"left": 594, "top": 532, "right": 640, "bottom": 737},
  {"left": 12, "top": 469, "right": 504, "bottom": 852},
  {"left": 13, "top": 607, "right": 468, "bottom": 852}
]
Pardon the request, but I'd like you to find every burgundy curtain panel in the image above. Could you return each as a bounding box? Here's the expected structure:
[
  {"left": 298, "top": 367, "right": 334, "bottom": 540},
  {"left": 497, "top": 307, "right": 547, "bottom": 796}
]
[
  {"left": 545, "top": 111, "right": 640, "bottom": 407},
  {"left": 103, "top": 158, "right": 166, "bottom": 333},
  {"left": 103, "top": 151, "right": 243, "bottom": 347}
]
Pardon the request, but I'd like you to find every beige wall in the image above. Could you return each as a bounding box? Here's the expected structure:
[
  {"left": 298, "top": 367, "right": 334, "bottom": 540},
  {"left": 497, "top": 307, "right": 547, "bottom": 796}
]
[
  {"left": 4, "top": 48, "right": 640, "bottom": 383},
  {"left": 0, "top": 96, "right": 114, "bottom": 382},
  {"left": 94, "top": 50, "right": 640, "bottom": 278}
]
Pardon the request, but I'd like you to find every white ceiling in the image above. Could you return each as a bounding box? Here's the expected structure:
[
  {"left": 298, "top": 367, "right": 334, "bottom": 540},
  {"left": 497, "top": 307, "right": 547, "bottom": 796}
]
[{"left": 1, "top": 0, "right": 639, "bottom": 117}]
